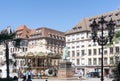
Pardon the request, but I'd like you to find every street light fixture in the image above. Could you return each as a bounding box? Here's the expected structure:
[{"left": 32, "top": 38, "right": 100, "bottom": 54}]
[{"left": 90, "top": 16, "right": 115, "bottom": 81}]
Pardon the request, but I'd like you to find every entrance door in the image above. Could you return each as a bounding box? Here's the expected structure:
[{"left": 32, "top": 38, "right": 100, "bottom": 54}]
[{"left": 104, "top": 69, "right": 109, "bottom": 76}]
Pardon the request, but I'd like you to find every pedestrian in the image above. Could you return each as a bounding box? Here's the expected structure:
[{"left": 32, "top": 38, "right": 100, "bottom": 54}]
[
  {"left": 22, "top": 76, "right": 26, "bottom": 81},
  {"left": 26, "top": 75, "right": 32, "bottom": 81},
  {"left": 86, "top": 73, "right": 89, "bottom": 79},
  {"left": 13, "top": 76, "right": 18, "bottom": 81},
  {"left": 0, "top": 70, "right": 2, "bottom": 78},
  {"left": 29, "top": 70, "right": 33, "bottom": 78},
  {"left": 37, "top": 72, "right": 41, "bottom": 79}
]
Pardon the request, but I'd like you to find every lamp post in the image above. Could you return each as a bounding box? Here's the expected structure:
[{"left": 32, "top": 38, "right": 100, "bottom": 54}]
[{"left": 90, "top": 16, "right": 115, "bottom": 81}]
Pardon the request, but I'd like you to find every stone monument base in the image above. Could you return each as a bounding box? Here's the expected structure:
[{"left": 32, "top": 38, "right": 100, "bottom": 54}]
[{"left": 57, "top": 61, "right": 74, "bottom": 78}]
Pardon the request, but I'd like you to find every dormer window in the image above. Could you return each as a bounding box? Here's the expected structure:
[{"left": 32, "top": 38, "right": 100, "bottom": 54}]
[
  {"left": 49, "top": 34, "right": 52, "bottom": 37},
  {"left": 73, "top": 27, "right": 77, "bottom": 30},
  {"left": 115, "top": 13, "right": 119, "bottom": 16},
  {"left": 109, "top": 14, "right": 112, "bottom": 17},
  {"left": 57, "top": 36, "right": 59, "bottom": 39},
  {"left": 53, "top": 35, "right": 56, "bottom": 38},
  {"left": 78, "top": 26, "right": 82, "bottom": 30},
  {"left": 89, "top": 19, "right": 92, "bottom": 22}
]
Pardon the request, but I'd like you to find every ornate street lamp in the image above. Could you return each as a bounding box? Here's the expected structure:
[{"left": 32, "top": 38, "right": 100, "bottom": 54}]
[{"left": 90, "top": 16, "right": 115, "bottom": 81}]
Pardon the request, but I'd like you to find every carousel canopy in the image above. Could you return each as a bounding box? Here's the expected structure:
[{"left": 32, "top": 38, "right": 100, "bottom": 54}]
[
  {"left": 26, "top": 46, "right": 52, "bottom": 57},
  {"left": 15, "top": 46, "right": 61, "bottom": 59}
]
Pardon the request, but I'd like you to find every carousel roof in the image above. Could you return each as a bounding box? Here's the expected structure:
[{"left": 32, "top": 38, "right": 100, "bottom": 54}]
[
  {"left": 16, "top": 46, "right": 61, "bottom": 59},
  {"left": 26, "top": 46, "right": 52, "bottom": 56}
]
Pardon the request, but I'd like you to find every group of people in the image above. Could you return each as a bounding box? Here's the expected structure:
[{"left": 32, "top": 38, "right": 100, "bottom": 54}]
[
  {"left": 13, "top": 70, "right": 33, "bottom": 81},
  {"left": 22, "top": 70, "right": 33, "bottom": 78},
  {"left": 13, "top": 75, "right": 32, "bottom": 81}
]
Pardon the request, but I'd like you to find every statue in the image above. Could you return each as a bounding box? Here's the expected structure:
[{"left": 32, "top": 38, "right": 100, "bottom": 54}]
[
  {"left": 62, "top": 47, "right": 68, "bottom": 60},
  {"left": 58, "top": 47, "right": 74, "bottom": 78}
]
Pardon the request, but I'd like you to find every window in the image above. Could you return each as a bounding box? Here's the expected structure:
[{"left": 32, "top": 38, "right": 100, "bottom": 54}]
[
  {"left": 0, "top": 52, "right": 3, "bottom": 55},
  {"left": 49, "top": 34, "right": 52, "bottom": 37},
  {"left": 115, "top": 56, "right": 119, "bottom": 63},
  {"left": 81, "top": 58, "right": 85, "bottom": 65},
  {"left": 93, "top": 49, "right": 97, "bottom": 55},
  {"left": 76, "top": 46, "right": 79, "bottom": 48},
  {"left": 81, "top": 37, "right": 84, "bottom": 39},
  {"left": 109, "top": 47, "right": 113, "bottom": 54},
  {"left": 68, "top": 47, "right": 70, "bottom": 49},
  {"left": 93, "top": 43, "right": 97, "bottom": 46},
  {"left": 81, "top": 50, "right": 85, "bottom": 56},
  {"left": 77, "top": 59, "right": 80, "bottom": 65},
  {"left": 76, "top": 38, "right": 79, "bottom": 40},
  {"left": 88, "top": 44, "right": 91, "bottom": 47},
  {"left": 116, "top": 19, "right": 120, "bottom": 27},
  {"left": 81, "top": 45, "right": 84, "bottom": 47},
  {"left": 115, "top": 47, "right": 119, "bottom": 53},
  {"left": 72, "top": 46, "right": 75, "bottom": 49},
  {"left": 88, "top": 58, "right": 92, "bottom": 65},
  {"left": 93, "top": 58, "right": 97, "bottom": 65},
  {"left": 99, "top": 48, "right": 101, "bottom": 54},
  {"left": 104, "top": 58, "right": 107, "bottom": 65},
  {"left": 115, "top": 13, "right": 119, "bottom": 16},
  {"left": 98, "top": 58, "right": 101, "bottom": 65},
  {"left": 78, "top": 26, "right": 82, "bottom": 30},
  {"left": 88, "top": 49, "right": 91, "bottom": 55},
  {"left": 104, "top": 50, "right": 107, "bottom": 54},
  {"left": 68, "top": 51, "right": 70, "bottom": 57},
  {"left": 76, "top": 51, "right": 80, "bottom": 56},
  {"left": 110, "top": 57, "right": 113, "bottom": 64},
  {"left": 72, "top": 51, "right": 75, "bottom": 57},
  {"left": 81, "top": 33, "right": 85, "bottom": 39}
]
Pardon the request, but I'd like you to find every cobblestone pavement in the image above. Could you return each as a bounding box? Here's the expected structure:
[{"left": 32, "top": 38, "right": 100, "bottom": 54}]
[{"left": 19, "top": 77, "right": 113, "bottom": 81}]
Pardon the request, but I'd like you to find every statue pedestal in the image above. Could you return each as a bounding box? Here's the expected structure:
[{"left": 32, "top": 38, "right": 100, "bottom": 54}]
[{"left": 57, "top": 60, "right": 74, "bottom": 79}]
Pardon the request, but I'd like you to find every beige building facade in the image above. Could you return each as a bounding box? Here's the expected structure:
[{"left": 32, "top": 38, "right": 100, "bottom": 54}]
[{"left": 65, "top": 9, "right": 120, "bottom": 76}]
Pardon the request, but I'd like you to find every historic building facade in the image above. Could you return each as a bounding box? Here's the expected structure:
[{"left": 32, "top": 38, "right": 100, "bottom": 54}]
[
  {"left": 13, "top": 26, "right": 65, "bottom": 75},
  {"left": 65, "top": 9, "right": 120, "bottom": 76}
]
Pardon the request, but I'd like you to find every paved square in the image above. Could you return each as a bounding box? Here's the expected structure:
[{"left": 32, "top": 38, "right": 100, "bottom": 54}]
[{"left": 19, "top": 78, "right": 113, "bottom": 81}]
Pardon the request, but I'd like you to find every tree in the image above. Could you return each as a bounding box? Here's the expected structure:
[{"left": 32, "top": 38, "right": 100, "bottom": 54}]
[
  {"left": 0, "top": 27, "right": 21, "bottom": 79},
  {"left": 108, "top": 30, "right": 120, "bottom": 80}
]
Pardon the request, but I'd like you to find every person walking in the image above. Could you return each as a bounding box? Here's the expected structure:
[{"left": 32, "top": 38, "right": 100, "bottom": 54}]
[
  {"left": 22, "top": 76, "right": 26, "bottom": 81},
  {"left": 26, "top": 75, "right": 32, "bottom": 81}
]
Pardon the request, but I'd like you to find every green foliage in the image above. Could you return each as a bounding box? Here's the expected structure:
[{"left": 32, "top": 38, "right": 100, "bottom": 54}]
[
  {"left": 0, "top": 31, "right": 16, "bottom": 42},
  {"left": 106, "top": 31, "right": 120, "bottom": 47},
  {"left": 115, "top": 31, "right": 120, "bottom": 38},
  {"left": 13, "top": 38, "right": 22, "bottom": 48},
  {"left": 113, "top": 31, "right": 120, "bottom": 43},
  {"left": 0, "top": 27, "right": 22, "bottom": 79},
  {"left": 112, "top": 67, "right": 119, "bottom": 78}
]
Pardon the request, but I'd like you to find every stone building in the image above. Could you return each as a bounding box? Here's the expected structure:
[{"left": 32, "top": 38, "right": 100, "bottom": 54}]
[{"left": 14, "top": 26, "right": 65, "bottom": 75}]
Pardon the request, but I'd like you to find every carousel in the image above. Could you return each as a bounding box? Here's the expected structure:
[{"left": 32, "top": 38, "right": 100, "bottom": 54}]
[{"left": 15, "top": 46, "right": 61, "bottom": 77}]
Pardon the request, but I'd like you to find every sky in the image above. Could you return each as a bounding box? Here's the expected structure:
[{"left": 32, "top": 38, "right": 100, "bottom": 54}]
[{"left": 0, "top": 0, "right": 120, "bottom": 32}]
